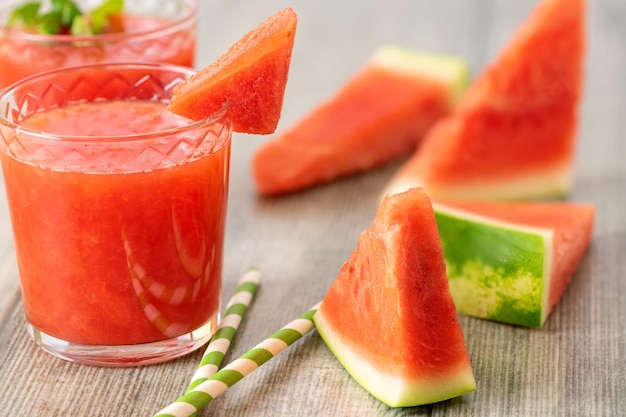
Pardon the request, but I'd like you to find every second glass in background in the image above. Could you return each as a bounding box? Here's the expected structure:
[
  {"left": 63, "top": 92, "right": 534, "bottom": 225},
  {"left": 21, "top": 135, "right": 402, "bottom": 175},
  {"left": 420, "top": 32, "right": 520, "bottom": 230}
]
[{"left": 0, "top": 0, "right": 198, "bottom": 89}]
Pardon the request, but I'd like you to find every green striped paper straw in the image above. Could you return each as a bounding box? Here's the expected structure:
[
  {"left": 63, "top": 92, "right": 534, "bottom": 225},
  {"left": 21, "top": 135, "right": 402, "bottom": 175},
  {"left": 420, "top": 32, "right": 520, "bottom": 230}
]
[
  {"left": 153, "top": 302, "right": 321, "bottom": 417},
  {"left": 187, "top": 267, "right": 261, "bottom": 392}
]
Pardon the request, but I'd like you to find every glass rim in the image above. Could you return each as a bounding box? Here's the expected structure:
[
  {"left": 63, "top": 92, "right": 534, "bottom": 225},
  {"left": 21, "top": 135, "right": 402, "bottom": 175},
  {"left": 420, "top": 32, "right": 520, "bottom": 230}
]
[
  {"left": 0, "top": 0, "right": 198, "bottom": 44},
  {"left": 0, "top": 62, "right": 230, "bottom": 144}
]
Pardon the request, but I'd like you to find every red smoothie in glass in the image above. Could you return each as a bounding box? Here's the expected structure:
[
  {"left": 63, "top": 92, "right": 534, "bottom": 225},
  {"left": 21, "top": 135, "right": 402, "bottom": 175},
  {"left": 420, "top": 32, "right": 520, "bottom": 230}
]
[
  {"left": 0, "top": 100, "right": 229, "bottom": 346},
  {"left": 0, "top": 10, "right": 196, "bottom": 89}
]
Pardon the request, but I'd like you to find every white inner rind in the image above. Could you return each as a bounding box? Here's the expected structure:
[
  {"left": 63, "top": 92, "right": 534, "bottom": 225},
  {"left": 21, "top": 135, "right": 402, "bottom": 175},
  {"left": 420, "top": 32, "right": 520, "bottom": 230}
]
[
  {"left": 384, "top": 161, "right": 571, "bottom": 202},
  {"left": 371, "top": 44, "right": 470, "bottom": 103},
  {"left": 313, "top": 310, "right": 476, "bottom": 407},
  {"left": 541, "top": 232, "right": 553, "bottom": 324}
]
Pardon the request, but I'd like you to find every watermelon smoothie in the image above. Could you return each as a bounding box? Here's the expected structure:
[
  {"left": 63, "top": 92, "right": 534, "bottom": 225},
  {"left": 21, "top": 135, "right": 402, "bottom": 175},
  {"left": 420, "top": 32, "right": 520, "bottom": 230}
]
[
  {"left": 0, "top": 63, "right": 232, "bottom": 366},
  {"left": 0, "top": 0, "right": 198, "bottom": 89}
]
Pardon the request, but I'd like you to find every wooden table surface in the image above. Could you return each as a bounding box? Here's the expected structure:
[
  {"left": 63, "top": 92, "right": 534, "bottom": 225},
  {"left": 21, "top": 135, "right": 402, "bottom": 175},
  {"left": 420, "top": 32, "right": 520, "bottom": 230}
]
[{"left": 1, "top": 1, "right": 624, "bottom": 416}]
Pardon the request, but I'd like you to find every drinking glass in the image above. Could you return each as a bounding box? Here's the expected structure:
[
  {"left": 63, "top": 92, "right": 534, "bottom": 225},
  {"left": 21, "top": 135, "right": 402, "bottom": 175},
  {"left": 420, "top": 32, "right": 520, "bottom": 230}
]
[
  {"left": 0, "top": 62, "right": 232, "bottom": 366},
  {"left": 0, "top": 0, "right": 198, "bottom": 89}
]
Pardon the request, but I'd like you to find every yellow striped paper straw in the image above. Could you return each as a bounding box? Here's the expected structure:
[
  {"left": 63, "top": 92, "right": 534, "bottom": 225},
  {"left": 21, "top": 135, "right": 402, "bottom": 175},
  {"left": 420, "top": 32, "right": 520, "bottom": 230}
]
[
  {"left": 153, "top": 302, "right": 321, "bottom": 417},
  {"left": 186, "top": 267, "right": 261, "bottom": 392}
]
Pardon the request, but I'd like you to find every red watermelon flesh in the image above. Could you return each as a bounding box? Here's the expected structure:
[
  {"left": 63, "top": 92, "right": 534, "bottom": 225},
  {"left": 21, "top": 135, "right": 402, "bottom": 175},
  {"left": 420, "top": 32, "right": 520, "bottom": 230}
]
[
  {"left": 433, "top": 200, "right": 595, "bottom": 325},
  {"left": 313, "top": 187, "right": 476, "bottom": 407},
  {"left": 168, "top": 8, "right": 297, "bottom": 135},
  {"left": 384, "top": 0, "right": 585, "bottom": 200},
  {"left": 252, "top": 46, "right": 469, "bottom": 196}
]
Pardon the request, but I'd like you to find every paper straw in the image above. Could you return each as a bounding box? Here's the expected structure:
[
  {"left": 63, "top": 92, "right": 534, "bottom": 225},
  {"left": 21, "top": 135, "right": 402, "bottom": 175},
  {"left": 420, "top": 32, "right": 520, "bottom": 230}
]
[
  {"left": 186, "top": 267, "right": 261, "bottom": 392},
  {"left": 153, "top": 302, "right": 321, "bottom": 417}
]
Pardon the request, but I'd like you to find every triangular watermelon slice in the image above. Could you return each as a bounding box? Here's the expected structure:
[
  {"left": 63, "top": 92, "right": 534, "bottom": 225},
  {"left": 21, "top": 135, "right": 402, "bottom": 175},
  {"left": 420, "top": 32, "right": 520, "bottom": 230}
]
[
  {"left": 433, "top": 200, "right": 594, "bottom": 327},
  {"left": 384, "top": 0, "right": 585, "bottom": 200},
  {"left": 314, "top": 187, "right": 476, "bottom": 407},
  {"left": 168, "top": 8, "right": 297, "bottom": 135},
  {"left": 252, "top": 45, "right": 469, "bottom": 195}
]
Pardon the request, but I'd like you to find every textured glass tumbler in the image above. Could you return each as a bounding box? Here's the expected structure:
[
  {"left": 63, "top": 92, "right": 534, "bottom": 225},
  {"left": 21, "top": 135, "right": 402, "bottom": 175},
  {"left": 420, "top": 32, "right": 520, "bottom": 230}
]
[
  {"left": 0, "top": 0, "right": 198, "bottom": 89},
  {"left": 0, "top": 63, "right": 232, "bottom": 366}
]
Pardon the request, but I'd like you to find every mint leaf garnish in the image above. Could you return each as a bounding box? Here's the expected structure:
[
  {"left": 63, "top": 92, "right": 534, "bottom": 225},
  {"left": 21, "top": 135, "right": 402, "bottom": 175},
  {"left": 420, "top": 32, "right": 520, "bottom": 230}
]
[
  {"left": 37, "top": 11, "right": 62, "bottom": 34},
  {"left": 52, "top": 0, "right": 81, "bottom": 29},
  {"left": 9, "top": 2, "right": 41, "bottom": 27},
  {"left": 87, "top": 0, "right": 124, "bottom": 34},
  {"left": 7, "top": 0, "right": 124, "bottom": 35}
]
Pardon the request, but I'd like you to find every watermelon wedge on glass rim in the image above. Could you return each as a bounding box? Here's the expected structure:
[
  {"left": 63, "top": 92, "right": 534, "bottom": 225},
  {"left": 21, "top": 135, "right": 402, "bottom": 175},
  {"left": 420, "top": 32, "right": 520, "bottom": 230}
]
[
  {"left": 383, "top": 0, "right": 586, "bottom": 200},
  {"left": 168, "top": 7, "right": 297, "bottom": 135},
  {"left": 252, "top": 45, "right": 469, "bottom": 195},
  {"left": 314, "top": 187, "right": 476, "bottom": 408},
  {"left": 433, "top": 200, "right": 595, "bottom": 328}
]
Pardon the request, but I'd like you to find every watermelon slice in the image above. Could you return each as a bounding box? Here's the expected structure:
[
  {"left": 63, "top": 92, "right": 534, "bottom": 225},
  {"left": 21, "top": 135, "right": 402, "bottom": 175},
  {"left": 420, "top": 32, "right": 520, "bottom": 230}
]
[
  {"left": 168, "top": 8, "right": 297, "bottom": 135},
  {"left": 252, "top": 45, "right": 469, "bottom": 195},
  {"left": 433, "top": 200, "right": 595, "bottom": 327},
  {"left": 383, "top": 0, "right": 585, "bottom": 200},
  {"left": 314, "top": 188, "right": 476, "bottom": 407}
]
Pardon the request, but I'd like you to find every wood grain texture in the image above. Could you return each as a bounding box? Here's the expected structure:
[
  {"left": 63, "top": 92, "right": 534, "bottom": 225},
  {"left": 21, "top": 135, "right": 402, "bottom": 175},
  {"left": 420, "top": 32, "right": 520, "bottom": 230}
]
[{"left": 0, "top": 0, "right": 624, "bottom": 416}]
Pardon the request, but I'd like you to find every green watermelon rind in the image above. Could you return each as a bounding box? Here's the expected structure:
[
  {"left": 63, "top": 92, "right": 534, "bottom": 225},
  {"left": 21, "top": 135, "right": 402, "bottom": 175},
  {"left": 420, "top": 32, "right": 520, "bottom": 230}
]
[
  {"left": 433, "top": 203, "right": 553, "bottom": 327},
  {"left": 372, "top": 44, "right": 470, "bottom": 104},
  {"left": 313, "top": 309, "right": 477, "bottom": 408}
]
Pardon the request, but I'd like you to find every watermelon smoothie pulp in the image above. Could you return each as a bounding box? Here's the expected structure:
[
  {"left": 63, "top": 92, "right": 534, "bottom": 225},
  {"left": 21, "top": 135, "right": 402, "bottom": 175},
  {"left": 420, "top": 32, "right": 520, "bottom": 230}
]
[
  {"left": 0, "top": 0, "right": 198, "bottom": 89},
  {"left": 0, "top": 63, "right": 232, "bottom": 366}
]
